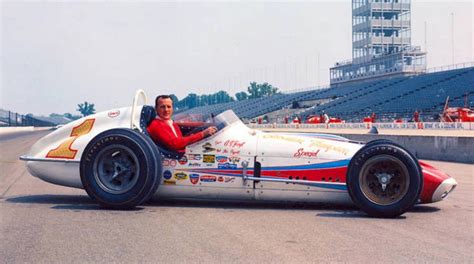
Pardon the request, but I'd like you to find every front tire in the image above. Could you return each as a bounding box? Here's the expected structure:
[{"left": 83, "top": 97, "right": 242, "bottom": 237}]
[
  {"left": 347, "top": 141, "right": 422, "bottom": 218},
  {"left": 80, "top": 129, "right": 161, "bottom": 209}
]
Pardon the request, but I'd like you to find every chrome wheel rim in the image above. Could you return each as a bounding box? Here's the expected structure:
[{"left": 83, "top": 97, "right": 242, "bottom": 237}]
[
  {"left": 359, "top": 155, "right": 410, "bottom": 206},
  {"left": 93, "top": 145, "right": 140, "bottom": 194}
]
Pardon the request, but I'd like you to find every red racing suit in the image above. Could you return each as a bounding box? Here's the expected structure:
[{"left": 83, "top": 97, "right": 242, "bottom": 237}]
[{"left": 147, "top": 118, "right": 204, "bottom": 153}]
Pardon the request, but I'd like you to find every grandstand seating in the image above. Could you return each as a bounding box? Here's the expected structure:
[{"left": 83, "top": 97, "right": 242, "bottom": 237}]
[{"left": 176, "top": 66, "right": 474, "bottom": 122}]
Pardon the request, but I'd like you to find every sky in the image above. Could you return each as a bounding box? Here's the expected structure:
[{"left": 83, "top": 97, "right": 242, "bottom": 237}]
[{"left": 1, "top": 0, "right": 472, "bottom": 116}]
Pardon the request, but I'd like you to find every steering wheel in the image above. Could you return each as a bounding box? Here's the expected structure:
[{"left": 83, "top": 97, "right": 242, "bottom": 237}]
[
  {"left": 215, "top": 122, "right": 226, "bottom": 131},
  {"left": 131, "top": 89, "right": 147, "bottom": 129}
]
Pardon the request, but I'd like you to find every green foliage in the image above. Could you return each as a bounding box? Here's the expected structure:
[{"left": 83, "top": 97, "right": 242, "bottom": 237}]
[
  {"left": 64, "top": 113, "right": 81, "bottom": 120},
  {"left": 174, "top": 90, "right": 234, "bottom": 110},
  {"left": 169, "top": 94, "right": 179, "bottom": 104},
  {"left": 184, "top": 93, "right": 198, "bottom": 109},
  {"left": 172, "top": 83, "right": 277, "bottom": 111},
  {"left": 235, "top": 91, "right": 248, "bottom": 101},
  {"left": 247, "top": 82, "right": 280, "bottom": 99},
  {"left": 77, "top": 101, "right": 96, "bottom": 117}
]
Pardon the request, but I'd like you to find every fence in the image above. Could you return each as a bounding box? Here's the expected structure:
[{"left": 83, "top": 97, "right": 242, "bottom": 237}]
[
  {"left": 0, "top": 109, "right": 55, "bottom": 127},
  {"left": 250, "top": 121, "right": 474, "bottom": 131},
  {"left": 258, "top": 109, "right": 443, "bottom": 124}
]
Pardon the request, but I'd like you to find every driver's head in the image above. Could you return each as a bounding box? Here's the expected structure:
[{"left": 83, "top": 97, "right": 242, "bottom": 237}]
[{"left": 155, "top": 95, "right": 173, "bottom": 120}]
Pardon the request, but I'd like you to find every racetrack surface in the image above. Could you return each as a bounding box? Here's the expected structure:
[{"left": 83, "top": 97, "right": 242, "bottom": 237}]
[{"left": 1, "top": 131, "right": 473, "bottom": 263}]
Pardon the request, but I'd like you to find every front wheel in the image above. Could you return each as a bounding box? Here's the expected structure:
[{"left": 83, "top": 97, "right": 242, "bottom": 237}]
[
  {"left": 80, "top": 129, "right": 161, "bottom": 209},
  {"left": 346, "top": 141, "right": 422, "bottom": 218}
]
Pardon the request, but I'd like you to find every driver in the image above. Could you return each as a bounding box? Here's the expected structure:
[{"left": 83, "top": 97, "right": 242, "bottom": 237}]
[{"left": 147, "top": 95, "right": 217, "bottom": 153}]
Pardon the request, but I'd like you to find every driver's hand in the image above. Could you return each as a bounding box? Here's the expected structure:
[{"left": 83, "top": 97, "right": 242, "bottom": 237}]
[{"left": 203, "top": 126, "right": 217, "bottom": 137}]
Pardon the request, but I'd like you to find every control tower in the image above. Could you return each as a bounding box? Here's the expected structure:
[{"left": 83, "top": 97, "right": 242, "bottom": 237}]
[{"left": 330, "top": 0, "right": 426, "bottom": 85}]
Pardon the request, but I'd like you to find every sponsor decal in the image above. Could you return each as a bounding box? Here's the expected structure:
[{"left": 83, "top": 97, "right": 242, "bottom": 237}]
[
  {"left": 188, "top": 154, "right": 202, "bottom": 160},
  {"left": 230, "top": 150, "right": 240, "bottom": 155},
  {"left": 224, "top": 140, "right": 246, "bottom": 148},
  {"left": 200, "top": 175, "right": 217, "bottom": 182},
  {"left": 174, "top": 172, "right": 188, "bottom": 180},
  {"left": 216, "top": 156, "right": 228, "bottom": 163},
  {"left": 107, "top": 110, "right": 120, "bottom": 118},
  {"left": 189, "top": 174, "right": 199, "bottom": 184},
  {"left": 214, "top": 140, "right": 222, "bottom": 145},
  {"left": 228, "top": 156, "right": 240, "bottom": 163},
  {"left": 293, "top": 148, "right": 320, "bottom": 158},
  {"left": 162, "top": 159, "right": 177, "bottom": 167},
  {"left": 217, "top": 162, "right": 237, "bottom": 169},
  {"left": 163, "top": 180, "right": 176, "bottom": 185},
  {"left": 163, "top": 170, "right": 172, "bottom": 180},
  {"left": 202, "top": 142, "right": 216, "bottom": 153},
  {"left": 188, "top": 162, "right": 201, "bottom": 167},
  {"left": 218, "top": 176, "right": 224, "bottom": 182},
  {"left": 203, "top": 154, "right": 216, "bottom": 163},
  {"left": 309, "top": 140, "right": 349, "bottom": 155},
  {"left": 223, "top": 149, "right": 228, "bottom": 153},
  {"left": 224, "top": 176, "right": 236, "bottom": 183},
  {"left": 178, "top": 155, "right": 188, "bottom": 165},
  {"left": 262, "top": 134, "right": 305, "bottom": 144}
]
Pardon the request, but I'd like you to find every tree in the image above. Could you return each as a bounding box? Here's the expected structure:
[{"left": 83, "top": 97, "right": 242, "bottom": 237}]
[
  {"left": 64, "top": 113, "right": 81, "bottom": 120},
  {"left": 169, "top": 94, "right": 179, "bottom": 104},
  {"left": 77, "top": 101, "right": 96, "bottom": 117},
  {"left": 167, "top": 94, "right": 180, "bottom": 110},
  {"left": 247, "top": 82, "right": 280, "bottom": 99},
  {"left": 235, "top": 91, "right": 248, "bottom": 101},
  {"left": 214, "top": 90, "right": 234, "bottom": 104},
  {"left": 247, "top": 82, "right": 261, "bottom": 99},
  {"left": 199, "top": 94, "right": 209, "bottom": 106},
  {"left": 181, "top": 93, "right": 198, "bottom": 109},
  {"left": 260, "top": 82, "right": 280, "bottom": 97}
]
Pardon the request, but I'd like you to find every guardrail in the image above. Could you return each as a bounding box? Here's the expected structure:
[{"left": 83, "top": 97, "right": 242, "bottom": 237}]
[
  {"left": 0, "top": 109, "right": 55, "bottom": 127},
  {"left": 425, "top": 62, "right": 474, "bottom": 74}
]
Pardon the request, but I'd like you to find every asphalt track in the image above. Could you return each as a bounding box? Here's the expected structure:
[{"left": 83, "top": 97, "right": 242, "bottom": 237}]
[{"left": 1, "top": 131, "right": 473, "bottom": 263}]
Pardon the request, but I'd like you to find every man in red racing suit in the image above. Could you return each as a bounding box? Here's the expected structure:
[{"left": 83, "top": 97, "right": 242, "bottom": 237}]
[{"left": 147, "top": 95, "right": 217, "bottom": 153}]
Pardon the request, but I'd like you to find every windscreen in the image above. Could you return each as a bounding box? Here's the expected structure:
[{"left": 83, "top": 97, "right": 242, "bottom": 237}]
[{"left": 174, "top": 109, "right": 242, "bottom": 131}]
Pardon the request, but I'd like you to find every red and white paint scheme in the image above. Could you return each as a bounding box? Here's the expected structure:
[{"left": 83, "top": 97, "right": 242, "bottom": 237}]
[{"left": 20, "top": 90, "right": 457, "bottom": 218}]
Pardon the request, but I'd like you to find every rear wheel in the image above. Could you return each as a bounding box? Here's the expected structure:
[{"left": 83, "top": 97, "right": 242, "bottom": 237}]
[
  {"left": 80, "top": 129, "right": 161, "bottom": 209},
  {"left": 347, "top": 141, "right": 422, "bottom": 218}
]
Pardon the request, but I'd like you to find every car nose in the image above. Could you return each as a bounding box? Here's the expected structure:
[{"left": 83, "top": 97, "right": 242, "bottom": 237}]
[{"left": 432, "top": 177, "right": 457, "bottom": 202}]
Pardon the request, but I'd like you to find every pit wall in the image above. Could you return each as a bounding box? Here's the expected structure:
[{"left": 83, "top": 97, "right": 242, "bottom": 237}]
[
  {"left": 330, "top": 134, "right": 473, "bottom": 164},
  {"left": 250, "top": 122, "right": 474, "bottom": 164},
  {"left": 0, "top": 126, "right": 34, "bottom": 134},
  {"left": 0, "top": 127, "right": 52, "bottom": 135},
  {"left": 253, "top": 122, "right": 474, "bottom": 130}
]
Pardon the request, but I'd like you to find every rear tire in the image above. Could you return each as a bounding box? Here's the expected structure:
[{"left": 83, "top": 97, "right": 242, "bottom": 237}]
[
  {"left": 347, "top": 141, "right": 422, "bottom": 218},
  {"left": 80, "top": 129, "right": 161, "bottom": 209}
]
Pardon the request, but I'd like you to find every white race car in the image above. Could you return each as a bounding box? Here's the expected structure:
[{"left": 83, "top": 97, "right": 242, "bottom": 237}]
[{"left": 20, "top": 91, "right": 457, "bottom": 217}]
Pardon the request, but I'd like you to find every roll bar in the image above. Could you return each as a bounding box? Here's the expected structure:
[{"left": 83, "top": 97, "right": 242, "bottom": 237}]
[{"left": 131, "top": 89, "right": 147, "bottom": 130}]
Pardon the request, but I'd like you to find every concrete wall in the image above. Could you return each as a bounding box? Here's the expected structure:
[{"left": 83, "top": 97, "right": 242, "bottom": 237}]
[
  {"left": 332, "top": 133, "right": 474, "bottom": 164},
  {"left": 0, "top": 127, "right": 52, "bottom": 135},
  {"left": 0, "top": 126, "right": 34, "bottom": 134}
]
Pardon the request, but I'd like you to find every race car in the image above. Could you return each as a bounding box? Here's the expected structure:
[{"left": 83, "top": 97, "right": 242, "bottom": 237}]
[
  {"left": 306, "top": 115, "right": 344, "bottom": 124},
  {"left": 20, "top": 90, "right": 457, "bottom": 218}
]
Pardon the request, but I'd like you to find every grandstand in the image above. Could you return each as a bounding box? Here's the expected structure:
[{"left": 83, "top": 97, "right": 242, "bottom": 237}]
[
  {"left": 175, "top": 0, "right": 473, "bottom": 124},
  {"left": 176, "top": 65, "right": 474, "bottom": 123}
]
